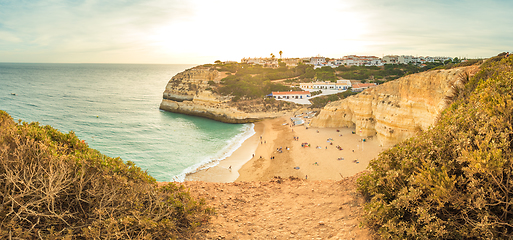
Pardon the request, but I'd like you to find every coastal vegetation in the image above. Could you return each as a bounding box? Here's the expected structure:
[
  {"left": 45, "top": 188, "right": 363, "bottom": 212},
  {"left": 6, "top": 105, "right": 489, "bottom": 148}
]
[
  {"left": 208, "top": 60, "right": 474, "bottom": 110},
  {"left": 336, "top": 58, "right": 482, "bottom": 83},
  {"left": 309, "top": 90, "right": 358, "bottom": 109},
  {"left": 357, "top": 53, "right": 513, "bottom": 239},
  {"left": 0, "top": 111, "right": 213, "bottom": 239},
  {"left": 210, "top": 58, "right": 481, "bottom": 96}
]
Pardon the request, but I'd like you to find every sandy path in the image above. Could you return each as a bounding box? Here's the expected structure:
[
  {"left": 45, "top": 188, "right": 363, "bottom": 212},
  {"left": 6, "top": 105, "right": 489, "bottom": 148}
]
[{"left": 187, "top": 175, "right": 373, "bottom": 240}]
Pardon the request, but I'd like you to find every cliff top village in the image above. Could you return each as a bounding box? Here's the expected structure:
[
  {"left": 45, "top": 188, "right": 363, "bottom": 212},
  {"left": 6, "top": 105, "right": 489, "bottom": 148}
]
[{"left": 240, "top": 54, "right": 456, "bottom": 68}]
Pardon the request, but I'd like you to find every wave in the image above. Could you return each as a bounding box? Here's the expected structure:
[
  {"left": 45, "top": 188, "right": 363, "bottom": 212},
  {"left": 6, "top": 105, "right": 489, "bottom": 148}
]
[{"left": 172, "top": 123, "right": 255, "bottom": 182}]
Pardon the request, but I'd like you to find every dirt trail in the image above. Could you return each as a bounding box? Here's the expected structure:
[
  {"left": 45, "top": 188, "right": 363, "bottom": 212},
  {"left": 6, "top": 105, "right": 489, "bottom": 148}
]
[{"left": 185, "top": 174, "right": 374, "bottom": 239}]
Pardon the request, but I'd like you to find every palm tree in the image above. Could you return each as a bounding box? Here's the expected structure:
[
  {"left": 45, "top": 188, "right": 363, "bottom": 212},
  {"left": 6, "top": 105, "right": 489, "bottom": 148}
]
[
  {"left": 270, "top": 53, "right": 275, "bottom": 59},
  {"left": 279, "top": 50, "right": 283, "bottom": 59}
]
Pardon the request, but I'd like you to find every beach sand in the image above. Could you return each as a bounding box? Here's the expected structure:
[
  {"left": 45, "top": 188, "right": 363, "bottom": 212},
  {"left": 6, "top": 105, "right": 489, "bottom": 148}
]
[
  {"left": 186, "top": 114, "right": 385, "bottom": 182},
  {"left": 182, "top": 114, "right": 384, "bottom": 239}
]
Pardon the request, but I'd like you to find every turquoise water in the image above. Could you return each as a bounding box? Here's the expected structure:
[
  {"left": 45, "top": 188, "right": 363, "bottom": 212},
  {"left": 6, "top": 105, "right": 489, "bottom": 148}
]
[{"left": 0, "top": 63, "right": 253, "bottom": 181}]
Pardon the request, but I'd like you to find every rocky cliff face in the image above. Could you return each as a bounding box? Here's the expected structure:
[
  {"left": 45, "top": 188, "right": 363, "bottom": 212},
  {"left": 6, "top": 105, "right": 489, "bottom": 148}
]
[
  {"left": 310, "top": 66, "right": 479, "bottom": 147},
  {"left": 159, "top": 66, "right": 289, "bottom": 123}
]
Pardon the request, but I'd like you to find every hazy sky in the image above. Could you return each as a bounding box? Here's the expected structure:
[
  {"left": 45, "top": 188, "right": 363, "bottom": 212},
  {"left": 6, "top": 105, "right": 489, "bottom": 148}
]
[{"left": 1, "top": 0, "right": 512, "bottom": 64}]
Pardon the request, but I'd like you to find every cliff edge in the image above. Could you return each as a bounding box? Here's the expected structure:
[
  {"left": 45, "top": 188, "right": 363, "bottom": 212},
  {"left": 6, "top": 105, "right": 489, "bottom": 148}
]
[
  {"left": 310, "top": 66, "right": 479, "bottom": 147},
  {"left": 159, "top": 66, "right": 294, "bottom": 123}
]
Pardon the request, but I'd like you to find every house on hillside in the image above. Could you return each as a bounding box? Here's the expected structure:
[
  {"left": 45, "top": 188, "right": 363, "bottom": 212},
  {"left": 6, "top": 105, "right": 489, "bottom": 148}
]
[
  {"left": 336, "top": 80, "right": 352, "bottom": 90},
  {"left": 383, "top": 55, "right": 399, "bottom": 64},
  {"left": 241, "top": 57, "right": 278, "bottom": 68},
  {"left": 335, "top": 55, "right": 383, "bottom": 67},
  {"left": 309, "top": 57, "right": 326, "bottom": 65},
  {"left": 271, "top": 91, "right": 311, "bottom": 100},
  {"left": 300, "top": 80, "right": 352, "bottom": 91}
]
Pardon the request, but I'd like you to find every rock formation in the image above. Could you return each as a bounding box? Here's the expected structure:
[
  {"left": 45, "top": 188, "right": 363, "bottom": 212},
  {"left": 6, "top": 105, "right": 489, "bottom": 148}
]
[
  {"left": 310, "top": 66, "right": 479, "bottom": 147},
  {"left": 159, "top": 66, "right": 290, "bottom": 123}
]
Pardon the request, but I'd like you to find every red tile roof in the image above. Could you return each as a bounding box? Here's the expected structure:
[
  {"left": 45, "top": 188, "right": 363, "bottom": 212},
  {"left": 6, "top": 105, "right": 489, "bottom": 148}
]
[{"left": 352, "top": 83, "right": 377, "bottom": 89}]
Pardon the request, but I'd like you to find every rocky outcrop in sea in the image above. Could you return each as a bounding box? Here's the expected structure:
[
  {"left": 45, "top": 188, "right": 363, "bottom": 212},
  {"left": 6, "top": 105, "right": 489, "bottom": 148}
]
[{"left": 159, "top": 66, "right": 291, "bottom": 123}]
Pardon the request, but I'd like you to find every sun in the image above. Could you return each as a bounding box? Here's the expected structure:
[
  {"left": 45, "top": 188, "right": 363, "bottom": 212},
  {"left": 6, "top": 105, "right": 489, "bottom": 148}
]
[{"left": 144, "top": 0, "right": 372, "bottom": 63}]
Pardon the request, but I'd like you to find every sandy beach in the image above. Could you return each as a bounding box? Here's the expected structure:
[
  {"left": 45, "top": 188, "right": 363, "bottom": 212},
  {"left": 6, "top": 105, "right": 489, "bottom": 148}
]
[
  {"left": 181, "top": 114, "right": 386, "bottom": 238},
  {"left": 186, "top": 113, "right": 385, "bottom": 182}
]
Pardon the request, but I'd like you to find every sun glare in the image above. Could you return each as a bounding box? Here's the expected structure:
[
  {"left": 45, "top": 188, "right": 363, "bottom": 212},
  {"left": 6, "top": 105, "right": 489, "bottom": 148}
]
[{"left": 145, "top": 0, "right": 370, "bottom": 63}]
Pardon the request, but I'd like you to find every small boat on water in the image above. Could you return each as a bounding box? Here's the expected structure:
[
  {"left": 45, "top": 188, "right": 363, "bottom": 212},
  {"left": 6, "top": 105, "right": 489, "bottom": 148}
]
[{"left": 10, "top": 93, "right": 16, "bottom": 96}]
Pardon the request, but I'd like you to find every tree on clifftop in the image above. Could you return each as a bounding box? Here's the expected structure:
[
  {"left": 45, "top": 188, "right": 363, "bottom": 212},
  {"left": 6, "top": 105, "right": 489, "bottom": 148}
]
[{"left": 279, "top": 50, "right": 283, "bottom": 59}]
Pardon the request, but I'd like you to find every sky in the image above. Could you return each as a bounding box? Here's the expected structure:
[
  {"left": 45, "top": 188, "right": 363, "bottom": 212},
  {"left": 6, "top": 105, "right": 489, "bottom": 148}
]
[{"left": 0, "top": 0, "right": 512, "bottom": 64}]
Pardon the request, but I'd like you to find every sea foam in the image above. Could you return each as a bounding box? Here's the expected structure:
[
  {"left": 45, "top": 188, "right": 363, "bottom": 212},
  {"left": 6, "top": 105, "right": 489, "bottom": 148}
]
[{"left": 172, "top": 123, "right": 255, "bottom": 182}]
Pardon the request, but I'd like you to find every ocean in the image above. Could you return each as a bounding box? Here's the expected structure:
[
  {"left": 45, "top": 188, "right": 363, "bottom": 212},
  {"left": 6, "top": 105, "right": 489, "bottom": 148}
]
[{"left": 0, "top": 63, "right": 254, "bottom": 182}]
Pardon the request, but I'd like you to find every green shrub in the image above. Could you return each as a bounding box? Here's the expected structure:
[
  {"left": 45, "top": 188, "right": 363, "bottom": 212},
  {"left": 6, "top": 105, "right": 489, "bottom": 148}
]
[
  {"left": 357, "top": 54, "right": 513, "bottom": 239},
  {"left": 0, "top": 111, "right": 214, "bottom": 239},
  {"left": 309, "top": 90, "right": 357, "bottom": 108},
  {"left": 310, "top": 90, "right": 322, "bottom": 96}
]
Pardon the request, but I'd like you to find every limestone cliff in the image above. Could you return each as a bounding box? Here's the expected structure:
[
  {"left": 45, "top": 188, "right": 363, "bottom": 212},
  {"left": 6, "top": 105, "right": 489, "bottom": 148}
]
[
  {"left": 310, "top": 66, "right": 479, "bottom": 147},
  {"left": 159, "top": 66, "right": 291, "bottom": 123}
]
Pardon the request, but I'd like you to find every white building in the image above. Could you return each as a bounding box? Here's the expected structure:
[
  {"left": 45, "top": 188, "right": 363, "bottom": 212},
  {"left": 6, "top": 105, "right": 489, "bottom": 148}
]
[
  {"left": 271, "top": 91, "right": 311, "bottom": 100},
  {"left": 386, "top": 55, "right": 452, "bottom": 65},
  {"left": 338, "top": 55, "right": 383, "bottom": 67},
  {"left": 336, "top": 80, "right": 352, "bottom": 90},
  {"left": 300, "top": 80, "right": 351, "bottom": 91},
  {"left": 398, "top": 55, "right": 437, "bottom": 64},
  {"left": 309, "top": 57, "right": 326, "bottom": 66},
  {"left": 383, "top": 55, "right": 399, "bottom": 64},
  {"left": 433, "top": 56, "right": 453, "bottom": 62},
  {"left": 240, "top": 57, "right": 278, "bottom": 68}
]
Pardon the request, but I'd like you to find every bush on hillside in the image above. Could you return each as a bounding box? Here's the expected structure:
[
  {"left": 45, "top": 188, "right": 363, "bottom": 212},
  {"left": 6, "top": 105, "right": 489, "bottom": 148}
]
[
  {"left": 314, "top": 66, "right": 337, "bottom": 81},
  {"left": 309, "top": 90, "right": 358, "bottom": 109},
  {"left": 0, "top": 111, "right": 213, "bottom": 239},
  {"left": 357, "top": 54, "right": 513, "bottom": 239}
]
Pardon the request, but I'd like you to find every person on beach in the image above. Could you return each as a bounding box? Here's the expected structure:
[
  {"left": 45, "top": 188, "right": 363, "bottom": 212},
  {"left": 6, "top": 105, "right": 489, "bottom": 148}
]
[{"left": 228, "top": 166, "right": 232, "bottom": 171}]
